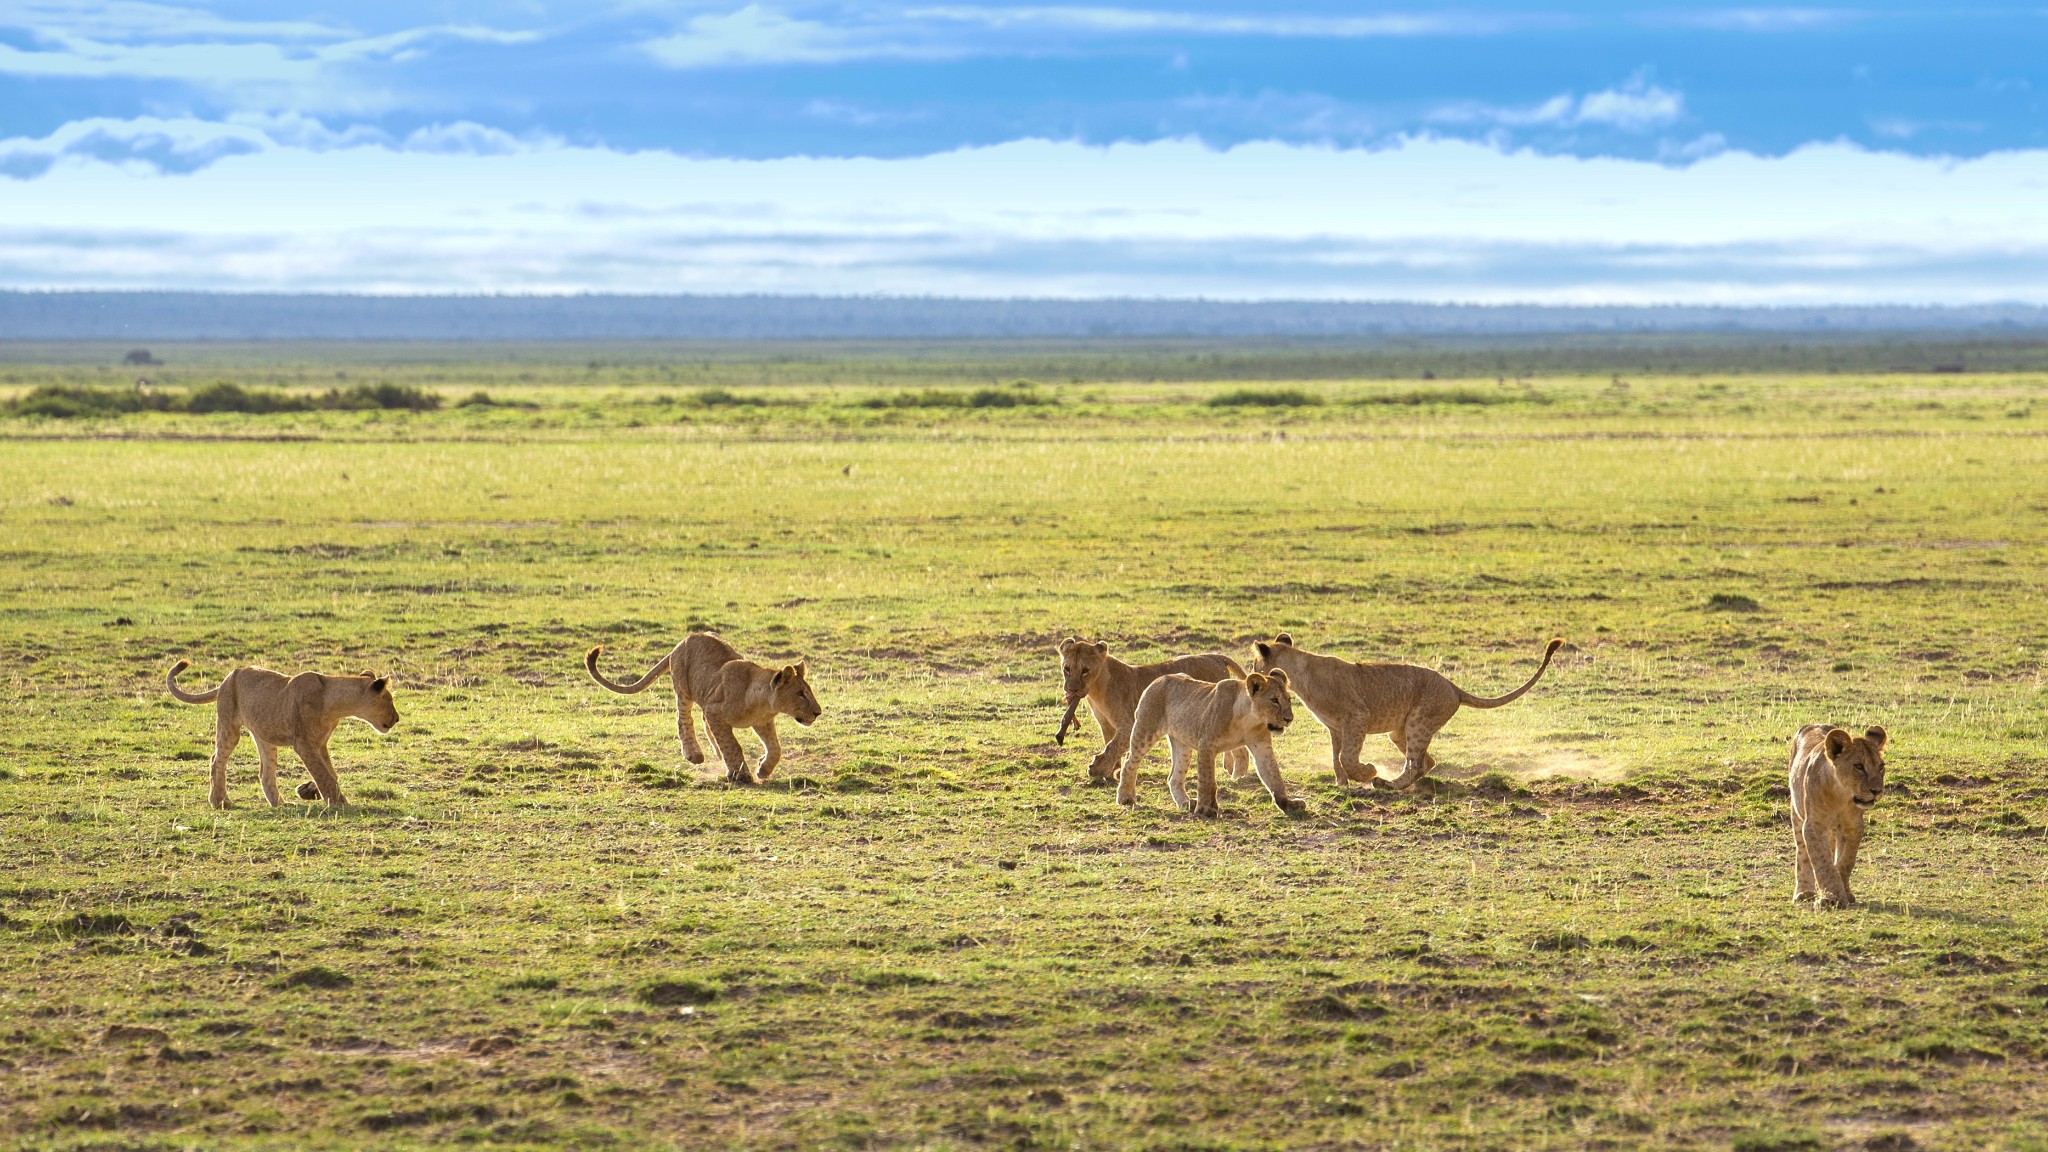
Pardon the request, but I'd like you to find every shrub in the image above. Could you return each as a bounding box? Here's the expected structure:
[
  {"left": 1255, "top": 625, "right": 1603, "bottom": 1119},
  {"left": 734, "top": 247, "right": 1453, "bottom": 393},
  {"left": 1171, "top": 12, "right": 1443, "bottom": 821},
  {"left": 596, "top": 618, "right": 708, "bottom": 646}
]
[
  {"left": 1705, "top": 593, "right": 1762, "bottom": 613},
  {"left": 6, "top": 385, "right": 172, "bottom": 418},
  {"left": 1352, "top": 388, "right": 1528, "bottom": 406},
  {"left": 316, "top": 383, "right": 441, "bottom": 411},
  {"left": 1208, "top": 388, "right": 1322, "bottom": 407},
  {"left": 635, "top": 976, "right": 721, "bottom": 1006},
  {"left": 185, "top": 383, "right": 308, "bottom": 414}
]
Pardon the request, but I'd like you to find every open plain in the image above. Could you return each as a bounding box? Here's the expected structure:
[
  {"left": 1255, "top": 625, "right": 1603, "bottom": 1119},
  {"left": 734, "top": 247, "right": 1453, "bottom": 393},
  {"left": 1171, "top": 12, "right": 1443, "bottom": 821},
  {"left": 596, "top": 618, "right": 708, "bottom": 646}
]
[{"left": 2, "top": 347, "right": 2047, "bottom": 1150}]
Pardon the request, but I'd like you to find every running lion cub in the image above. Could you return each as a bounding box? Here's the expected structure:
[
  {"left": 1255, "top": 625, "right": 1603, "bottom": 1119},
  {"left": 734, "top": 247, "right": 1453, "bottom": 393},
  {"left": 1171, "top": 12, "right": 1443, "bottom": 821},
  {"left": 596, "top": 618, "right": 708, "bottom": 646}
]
[
  {"left": 1252, "top": 634, "right": 1562, "bottom": 790},
  {"left": 167, "top": 660, "right": 398, "bottom": 808},
  {"left": 1789, "top": 723, "right": 1888, "bottom": 909},
  {"left": 586, "top": 632, "right": 820, "bottom": 784},
  {"left": 1118, "top": 670, "right": 1305, "bottom": 817},
  {"left": 1055, "top": 637, "right": 1250, "bottom": 782}
]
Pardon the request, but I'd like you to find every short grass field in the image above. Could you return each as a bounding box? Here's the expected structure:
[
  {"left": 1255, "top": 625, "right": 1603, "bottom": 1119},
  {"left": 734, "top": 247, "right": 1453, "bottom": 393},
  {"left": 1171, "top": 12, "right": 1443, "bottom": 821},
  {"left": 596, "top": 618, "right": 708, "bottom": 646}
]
[{"left": 3, "top": 349, "right": 2048, "bottom": 1151}]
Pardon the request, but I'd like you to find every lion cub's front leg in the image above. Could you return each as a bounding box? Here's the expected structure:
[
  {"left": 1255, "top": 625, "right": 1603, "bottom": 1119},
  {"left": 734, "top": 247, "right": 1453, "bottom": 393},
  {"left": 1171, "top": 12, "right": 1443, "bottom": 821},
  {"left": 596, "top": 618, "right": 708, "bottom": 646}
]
[
  {"left": 1087, "top": 725, "right": 1126, "bottom": 782},
  {"left": 709, "top": 725, "right": 757, "bottom": 785},
  {"left": 753, "top": 721, "right": 782, "bottom": 781}
]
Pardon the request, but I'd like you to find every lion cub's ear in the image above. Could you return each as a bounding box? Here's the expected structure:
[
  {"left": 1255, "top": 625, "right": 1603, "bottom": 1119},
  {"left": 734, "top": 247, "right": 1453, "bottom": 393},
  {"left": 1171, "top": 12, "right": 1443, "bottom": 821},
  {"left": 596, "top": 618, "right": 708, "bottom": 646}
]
[
  {"left": 370, "top": 677, "right": 389, "bottom": 693},
  {"left": 1267, "top": 668, "right": 1289, "bottom": 688},
  {"left": 1244, "top": 673, "right": 1268, "bottom": 692},
  {"left": 1824, "top": 727, "right": 1853, "bottom": 758},
  {"left": 793, "top": 660, "right": 809, "bottom": 679},
  {"left": 772, "top": 665, "right": 795, "bottom": 686},
  {"left": 1864, "top": 725, "right": 1888, "bottom": 751},
  {"left": 1089, "top": 641, "right": 1108, "bottom": 655},
  {"left": 1254, "top": 641, "right": 1272, "bottom": 659},
  {"left": 1056, "top": 637, "right": 1076, "bottom": 654},
  {"left": 1275, "top": 632, "right": 1293, "bottom": 645}
]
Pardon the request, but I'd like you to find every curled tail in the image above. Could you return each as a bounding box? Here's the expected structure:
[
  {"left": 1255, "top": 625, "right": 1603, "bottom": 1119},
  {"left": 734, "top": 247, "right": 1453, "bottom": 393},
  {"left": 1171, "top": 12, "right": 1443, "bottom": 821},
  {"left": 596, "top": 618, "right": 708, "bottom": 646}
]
[
  {"left": 585, "top": 644, "right": 672, "bottom": 694},
  {"left": 1455, "top": 638, "right": 1564, "bottom": 709},
  {"left": 166, "top": 659, "right": 221, "bottom": 704}
]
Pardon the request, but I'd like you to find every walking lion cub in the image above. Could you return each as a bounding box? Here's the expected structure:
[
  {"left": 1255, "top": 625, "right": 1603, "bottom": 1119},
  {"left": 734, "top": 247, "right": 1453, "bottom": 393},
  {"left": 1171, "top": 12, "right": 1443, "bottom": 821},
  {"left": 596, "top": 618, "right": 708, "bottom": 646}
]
[
  {"left": 1054, "top": 637, "right": 1249, "bottom": 781},
  {"left": 1252, "top": 634, "right": 1562, "bottom": 790},
  {"left": 1789, "top": 723, "right": 1888, "bottom": 909},
  {"left": 1118, "top": 670, "right": 1304, "bottom": 817},
  {"left": 586, "top": 632, "right": 820, "bottom": 784},
  {"left": 167, "top": 660, "right": 398, "bottom": 808}
]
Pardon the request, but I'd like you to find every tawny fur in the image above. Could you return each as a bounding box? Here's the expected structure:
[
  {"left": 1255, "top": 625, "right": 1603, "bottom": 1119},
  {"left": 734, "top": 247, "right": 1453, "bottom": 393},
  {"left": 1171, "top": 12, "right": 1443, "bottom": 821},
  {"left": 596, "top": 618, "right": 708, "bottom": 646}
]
[
  {"left": 1118, "top": 670, "right": 1304, "bottom": 817},
  {"left": 1056, "top": 637, "right": 1250, "bottom": 782},
  {"left": 1252, "top": 634, "right": 1563, "bottom": 790},
  {"left": 586, "top": 632, "right": 820, "bottom": 784},
  {"left": 1789, "top": 723, "right": 1888, "bottom": 909},
  {"left": 167, "top": 660, "right": 397, "bottom": 809}
]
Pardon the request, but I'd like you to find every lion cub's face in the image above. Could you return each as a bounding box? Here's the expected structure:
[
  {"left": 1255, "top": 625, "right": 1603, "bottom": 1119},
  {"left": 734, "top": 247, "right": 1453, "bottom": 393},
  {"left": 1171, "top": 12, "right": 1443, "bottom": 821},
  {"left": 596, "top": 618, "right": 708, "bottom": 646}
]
[
  {"left": 355, "top": 675, "right": 399, "bottom": 733},
  {"left": 1242, "top": 670, "right": 1295, "bottom": 734},
  {"left": 1826, "top": 725, "right": 1888, "bottom": 807},
  {"left": 773, "top": 662, "right": 822, "bottom": 726},
  {"left": 1057, "top": 638, "right": 1109, "bottom": 702}
]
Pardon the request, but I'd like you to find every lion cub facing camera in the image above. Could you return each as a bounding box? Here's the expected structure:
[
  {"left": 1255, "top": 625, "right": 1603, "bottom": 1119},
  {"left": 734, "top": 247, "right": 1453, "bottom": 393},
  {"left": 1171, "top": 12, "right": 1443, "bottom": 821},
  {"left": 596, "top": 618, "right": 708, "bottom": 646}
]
[
  {"left": 1788, "top": 723, "right": 1889, "bottom": 908},
  {"left": 1118, "top": 670, "right": 1305, "bottom": 817}
]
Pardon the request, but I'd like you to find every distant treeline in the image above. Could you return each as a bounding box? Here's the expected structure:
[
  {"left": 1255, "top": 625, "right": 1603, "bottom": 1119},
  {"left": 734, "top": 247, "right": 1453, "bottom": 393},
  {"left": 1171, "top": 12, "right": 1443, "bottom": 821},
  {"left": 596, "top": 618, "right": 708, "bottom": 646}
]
[{"left": 5, "top": 291, "right": 2048, "bottom": 341}]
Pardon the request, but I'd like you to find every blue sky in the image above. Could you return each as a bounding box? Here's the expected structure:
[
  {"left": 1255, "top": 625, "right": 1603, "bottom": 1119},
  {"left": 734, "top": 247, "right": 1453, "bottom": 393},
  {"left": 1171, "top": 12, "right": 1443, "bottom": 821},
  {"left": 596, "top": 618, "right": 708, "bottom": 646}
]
[{"left": 3, "top": 2, "right": 2047, "bottom": 301}]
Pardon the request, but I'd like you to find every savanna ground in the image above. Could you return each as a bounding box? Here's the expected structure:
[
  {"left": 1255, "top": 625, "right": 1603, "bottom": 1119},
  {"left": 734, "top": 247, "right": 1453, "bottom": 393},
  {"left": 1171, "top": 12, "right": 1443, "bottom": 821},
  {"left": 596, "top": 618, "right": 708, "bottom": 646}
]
[{"left": 2, "top": 344, "right": 2047, "bottom": 1151}]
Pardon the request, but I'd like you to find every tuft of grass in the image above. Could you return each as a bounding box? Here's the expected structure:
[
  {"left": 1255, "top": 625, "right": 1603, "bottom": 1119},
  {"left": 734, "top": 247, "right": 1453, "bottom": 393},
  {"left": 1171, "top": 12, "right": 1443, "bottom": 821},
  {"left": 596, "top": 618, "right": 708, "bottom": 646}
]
[
  {"left": 1706, "top": 592, "right": 1763, "bottom": 612},
  {"left": 635, "top": 976, "right": 721, "bottom": 1006},
  {"left": 1350, "top": 387, "right": 1531, "bottom": 406}
]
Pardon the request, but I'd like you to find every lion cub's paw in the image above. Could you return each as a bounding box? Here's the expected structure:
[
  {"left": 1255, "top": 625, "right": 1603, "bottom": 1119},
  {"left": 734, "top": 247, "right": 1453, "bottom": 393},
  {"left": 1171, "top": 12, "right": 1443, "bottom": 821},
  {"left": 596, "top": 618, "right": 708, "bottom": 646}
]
[
  {"left": 1193, "top": 804, "right": 1219, "bottom": 819},
  {"left": 1279, "top": 799, "right": 1307, "bottom": 815},
  {"left": 683, "top": 751, "right": 706, "bottom": 765},
  {"left": 296, "top": 781, "right": 321, "bottom": 801}
]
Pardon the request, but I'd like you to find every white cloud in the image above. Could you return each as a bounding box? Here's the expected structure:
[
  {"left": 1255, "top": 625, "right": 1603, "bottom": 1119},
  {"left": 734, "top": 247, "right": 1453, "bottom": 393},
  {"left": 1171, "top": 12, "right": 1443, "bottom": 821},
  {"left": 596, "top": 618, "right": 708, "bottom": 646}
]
[
  {"left": 1652, "top": 8, "right": 1857, "bottom": 33},
  {"left": 1575, "top": 83, "right": 1683, "bottom": 129},
  {"left": 640, "top": 5, "right": 895, "bottom": 68},
  {"left": 901, "top": 6, "right": 1514, "bottom": 37},
  {"left": 1430, "top": 80, "right": 1683, "bottom": 132}
]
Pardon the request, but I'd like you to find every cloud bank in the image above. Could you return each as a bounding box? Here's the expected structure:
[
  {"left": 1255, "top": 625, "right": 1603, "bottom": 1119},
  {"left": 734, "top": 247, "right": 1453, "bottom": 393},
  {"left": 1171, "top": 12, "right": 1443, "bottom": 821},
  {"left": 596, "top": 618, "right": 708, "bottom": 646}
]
[{"left": 6, "top": 131, "right": 2048, "bottom": 302}]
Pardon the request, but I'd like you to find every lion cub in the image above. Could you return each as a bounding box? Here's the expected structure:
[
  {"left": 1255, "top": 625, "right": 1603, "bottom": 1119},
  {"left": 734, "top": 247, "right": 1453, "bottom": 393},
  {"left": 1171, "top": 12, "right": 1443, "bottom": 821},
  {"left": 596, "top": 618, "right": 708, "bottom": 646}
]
[
  {"left": 1253, "top": 634, "right": 1562, "bottom": 790},
  {"left": 587, "top": 632, "right": 820, "bottom": 784},
  {"left": 167, "top": 660, "right": 398, "bottom": 808},
  {"left": 1789, "top": 724, "right": 1888, "bottom": 909},
  {"left": 1055, "top": 637, "right": 1249, "bottom": 781},
  {"left": 1119, "top": 670, "right": 1305, "bottom": 817}
]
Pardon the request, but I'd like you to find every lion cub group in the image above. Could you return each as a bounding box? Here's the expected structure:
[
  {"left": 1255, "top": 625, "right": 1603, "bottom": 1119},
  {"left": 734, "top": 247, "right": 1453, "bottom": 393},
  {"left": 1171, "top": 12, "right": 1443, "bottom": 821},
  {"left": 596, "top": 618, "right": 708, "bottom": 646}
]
[{"left": 169, "top": 625, "right": 1884, "bottom": 909}]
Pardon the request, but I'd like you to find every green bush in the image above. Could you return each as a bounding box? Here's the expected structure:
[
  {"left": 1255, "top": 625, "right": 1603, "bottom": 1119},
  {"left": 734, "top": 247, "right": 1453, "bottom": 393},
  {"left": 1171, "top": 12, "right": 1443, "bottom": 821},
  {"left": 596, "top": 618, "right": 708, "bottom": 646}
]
[{"left": 1208, "top": 388, "right": 1322, "bottom": 407}]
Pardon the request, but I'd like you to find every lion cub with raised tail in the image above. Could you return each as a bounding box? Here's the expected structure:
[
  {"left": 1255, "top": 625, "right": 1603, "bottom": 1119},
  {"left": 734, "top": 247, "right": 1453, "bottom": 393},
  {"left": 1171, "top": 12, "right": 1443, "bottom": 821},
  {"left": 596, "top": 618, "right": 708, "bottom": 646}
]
[
  {"left": 587, "top": 632, "right": 820, "bottom": 784},
  {"left": 1252, "top": 633, "right": 1562, "bottom": 791},
  {"left": 1055, "top": 638, "right": 1249, "bottom": 782},
  {"left": 1118, "top": 670, "right": 1304, "bottom": 817},
  {"left": 1789, "top": 723, "right": 1888, "bottom": 909},
  {"left": 167, "top": 660, "right": 398, "bottom": 808}
]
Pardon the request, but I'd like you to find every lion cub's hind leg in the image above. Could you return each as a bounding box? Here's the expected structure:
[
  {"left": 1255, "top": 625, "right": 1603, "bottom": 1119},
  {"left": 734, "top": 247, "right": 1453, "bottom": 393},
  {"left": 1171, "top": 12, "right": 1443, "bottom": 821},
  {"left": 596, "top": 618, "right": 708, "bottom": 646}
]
[
  {"left": 1165, "top": 736, "right": 1193, "bottom": 812},
  {"left": 675, "top": 696, "right": 707, "bottom": 765},
  {"left": 1381, "top": 720, "right": 1442, "bottom": 791},
  {"left": 255, "top": 738, "right": 285, "bottom": 807},
  {"left": 1225, "top": 746, "right": 1251, "bottom": 780},
  {"left": 207, "top": 713, "right": 241, "bottom": 810}
]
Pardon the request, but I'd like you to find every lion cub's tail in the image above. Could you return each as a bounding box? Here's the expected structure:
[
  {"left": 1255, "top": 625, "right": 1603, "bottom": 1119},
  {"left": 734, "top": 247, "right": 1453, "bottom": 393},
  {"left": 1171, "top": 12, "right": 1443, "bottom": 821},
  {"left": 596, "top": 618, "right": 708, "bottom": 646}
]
[
  {"left": 1455, "top": 638, "right": 1564, "bottom": 710},
  {"left": 585, "top": 645, "right": 672, "bottom": 695},
  {"left": 166, "top": 659, "right": 221, "bottom": 704}
]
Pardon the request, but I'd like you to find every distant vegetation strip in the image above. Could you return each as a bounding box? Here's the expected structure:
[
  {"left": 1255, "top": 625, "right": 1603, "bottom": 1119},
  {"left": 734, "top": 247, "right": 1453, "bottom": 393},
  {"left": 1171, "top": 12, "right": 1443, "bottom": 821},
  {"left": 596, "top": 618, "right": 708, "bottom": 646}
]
[{"left": 6, "top": 382, "right": 442, "bottom": 418}]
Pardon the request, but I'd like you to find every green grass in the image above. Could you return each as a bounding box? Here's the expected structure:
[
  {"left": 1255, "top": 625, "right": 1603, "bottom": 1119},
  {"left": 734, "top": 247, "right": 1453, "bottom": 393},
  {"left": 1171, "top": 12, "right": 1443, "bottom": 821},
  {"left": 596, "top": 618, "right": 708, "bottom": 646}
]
[{"left": 3, "top": 355, "right": 2048, "bottom": 1149}]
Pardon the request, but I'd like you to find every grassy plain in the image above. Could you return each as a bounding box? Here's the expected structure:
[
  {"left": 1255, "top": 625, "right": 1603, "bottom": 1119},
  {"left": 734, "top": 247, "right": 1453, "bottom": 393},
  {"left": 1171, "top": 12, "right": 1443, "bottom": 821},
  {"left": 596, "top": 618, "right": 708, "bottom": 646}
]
[{"left": 2, "top": 350, "right": 2048, "bottom": 1151}]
